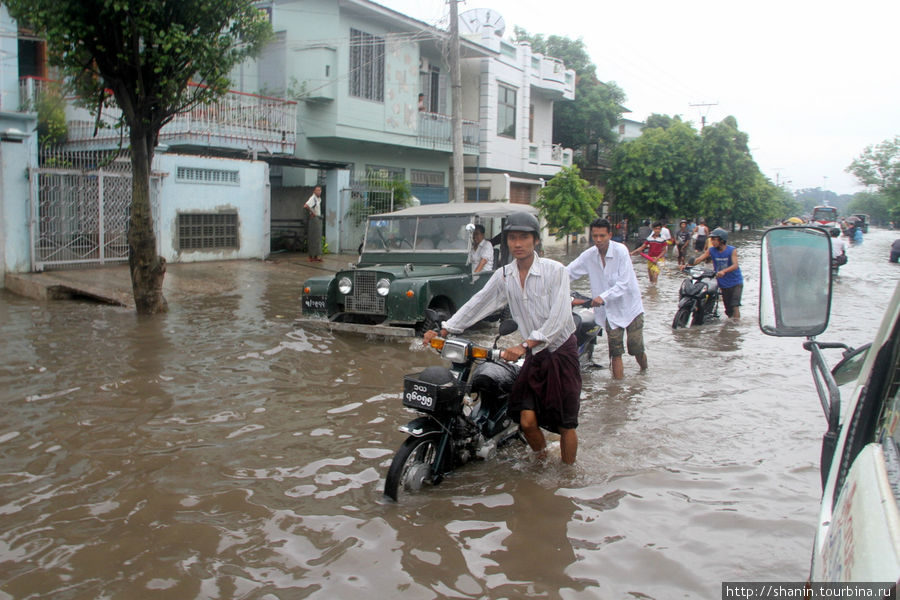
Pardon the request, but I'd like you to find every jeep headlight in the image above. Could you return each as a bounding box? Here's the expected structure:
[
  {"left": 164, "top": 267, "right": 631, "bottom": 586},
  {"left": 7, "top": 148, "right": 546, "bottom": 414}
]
[
  {"left": 338, "top": 276, "right": 352, "bottom": 295},
  {"left": 376, "top": 278, "right": 391, "bottom": 296}
]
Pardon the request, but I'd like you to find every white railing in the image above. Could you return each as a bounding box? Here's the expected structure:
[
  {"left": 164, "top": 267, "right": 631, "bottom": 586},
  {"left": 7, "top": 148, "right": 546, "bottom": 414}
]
[
  {"left": 18, "top": 76, "right": 59, "bottom": 111},
  {"left": 417, "top": 111, "right": 479, "bottom": 153},
  {"left": 20, "top": 78, "right": 297, "bottom": 154}
]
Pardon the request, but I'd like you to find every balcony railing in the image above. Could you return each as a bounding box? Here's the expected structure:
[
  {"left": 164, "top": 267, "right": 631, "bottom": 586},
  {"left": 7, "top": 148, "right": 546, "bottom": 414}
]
[
  {"left": 19, "top": 77, "right": 297, "bottom": 154},
  {"left": 529, "top": 142, "right": 573, "bottom": 168},
  {"left": 417, "top": 111, "right": 479, "bottom": 154}
]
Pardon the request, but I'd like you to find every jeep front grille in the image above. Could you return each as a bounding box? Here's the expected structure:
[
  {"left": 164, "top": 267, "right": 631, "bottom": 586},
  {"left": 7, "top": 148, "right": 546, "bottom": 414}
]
[{"left": 344, "top": 271, "right": 386, "bottom": 314}]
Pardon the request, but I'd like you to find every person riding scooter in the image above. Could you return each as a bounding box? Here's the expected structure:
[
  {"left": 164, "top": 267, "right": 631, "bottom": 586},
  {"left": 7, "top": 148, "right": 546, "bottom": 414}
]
[{"left": 681, "top": 227, "right": 743, "bottom": 321}]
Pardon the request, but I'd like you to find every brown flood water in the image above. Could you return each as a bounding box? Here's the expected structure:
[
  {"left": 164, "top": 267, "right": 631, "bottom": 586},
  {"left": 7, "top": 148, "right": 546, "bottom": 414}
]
[{"left": 1, "top": 228, "right": 897, "bottom": 599}]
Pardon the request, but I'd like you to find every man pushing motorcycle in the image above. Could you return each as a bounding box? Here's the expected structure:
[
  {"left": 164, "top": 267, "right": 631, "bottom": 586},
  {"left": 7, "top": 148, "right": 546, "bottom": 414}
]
[
  {"left": 422, "top": 212, "right": 581, "bottom": 464},
  {"left": 681, "top": 227, "right": 744, "bottom": 321}
]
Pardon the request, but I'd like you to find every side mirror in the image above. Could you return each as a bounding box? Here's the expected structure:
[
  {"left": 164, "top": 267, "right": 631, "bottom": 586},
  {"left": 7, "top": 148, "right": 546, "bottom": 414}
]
[{"left": 759, "top": 226, "right": 832, "bottom": 337}]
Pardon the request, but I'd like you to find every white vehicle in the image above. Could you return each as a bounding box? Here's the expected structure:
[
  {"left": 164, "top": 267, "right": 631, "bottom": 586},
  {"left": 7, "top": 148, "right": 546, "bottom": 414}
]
[{"left": 759, "top": 226, "right": 900, "bottom": 583}]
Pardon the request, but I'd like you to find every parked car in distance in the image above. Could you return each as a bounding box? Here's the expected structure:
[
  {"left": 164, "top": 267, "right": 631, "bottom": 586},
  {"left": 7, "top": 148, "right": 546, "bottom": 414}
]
[
  {"left": 298, "top": 202, "right": 539, "bottom": 337},
  {"left": 759, "top": 226, "right": 900, "bottom": 582}
]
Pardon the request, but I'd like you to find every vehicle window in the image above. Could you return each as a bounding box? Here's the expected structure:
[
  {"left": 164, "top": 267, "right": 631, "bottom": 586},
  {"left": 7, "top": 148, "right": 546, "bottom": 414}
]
[
  {"left": 364, "top": 217, "right": 416, "bottom": 251},
  {"left": 876, "top": 328, "right": 900, "bottom": 450},
  {"left": 426, "top": 215, "right": 471, "bottom": 251}
]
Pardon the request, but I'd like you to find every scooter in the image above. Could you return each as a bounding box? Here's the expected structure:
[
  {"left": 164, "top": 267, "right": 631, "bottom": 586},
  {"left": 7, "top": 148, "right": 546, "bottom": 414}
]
[
  {"left": 672, "top": 266, "right": 720, "bottom": 328},
  {"left": 571, "top": 291, "right": 604, "bottom": 369},
  {"left": 384, "top": 311, "right": 521, "bottom": 501}
]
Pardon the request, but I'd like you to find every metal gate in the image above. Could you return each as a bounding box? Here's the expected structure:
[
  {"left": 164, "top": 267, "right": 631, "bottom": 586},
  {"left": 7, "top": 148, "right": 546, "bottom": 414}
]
[
  {"left": 30, "top": 150, "right": 158, "bottom": 271},
  {"left": 338, "top": 174, "right": 396, "bottom": 253}
]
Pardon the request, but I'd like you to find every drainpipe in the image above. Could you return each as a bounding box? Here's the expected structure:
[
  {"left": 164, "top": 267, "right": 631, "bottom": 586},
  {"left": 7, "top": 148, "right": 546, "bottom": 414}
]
[
  {"left": 504, "top": 173, "right": 510, "bottom": 202},
  {"left": 475, "top": 154, "right": 481, "bottom": 201}
]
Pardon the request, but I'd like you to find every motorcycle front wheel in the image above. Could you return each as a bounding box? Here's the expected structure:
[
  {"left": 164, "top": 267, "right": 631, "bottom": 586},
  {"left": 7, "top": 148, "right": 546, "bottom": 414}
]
[
  {"left": 384, "top": 432, "right": 446, "bottom": 501},
  {"left": 672, "top": 307, "right": 691, "bottom": 329}
]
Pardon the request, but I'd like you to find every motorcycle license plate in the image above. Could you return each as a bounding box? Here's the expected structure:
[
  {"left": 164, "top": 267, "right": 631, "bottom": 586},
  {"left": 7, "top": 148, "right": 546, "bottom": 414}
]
[{"left": 403, "top": 378, "right": 439, "bottom": 411}]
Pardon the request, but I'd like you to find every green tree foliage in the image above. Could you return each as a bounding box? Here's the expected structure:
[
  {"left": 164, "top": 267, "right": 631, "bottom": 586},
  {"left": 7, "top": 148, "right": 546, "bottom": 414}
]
[
  {"left": 606, "top": 120, "right": 700, "bottom": 220},
  {"left": 696, "top": 116, "right": 758, "bottom": 226},
  {"left": 535, "top": 165, "right": 602, "bottom": 250},
  {"left": 5, "top": 0, "right": 272, "bottom": 314},
  {"left": 846, "top": 135, "right": 900, "bottom": 220},
  {"left": 607, "top": 114, "right": 785, "bottom": 228},
  {"left": 513, "top": 27, "right": 625, "bottom": 149},
  {"left": 847, "top": 191, "right": 891, "bottom": 225}
]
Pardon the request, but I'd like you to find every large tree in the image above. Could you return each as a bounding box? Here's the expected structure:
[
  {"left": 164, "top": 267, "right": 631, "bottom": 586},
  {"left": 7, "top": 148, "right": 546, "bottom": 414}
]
[
  {"left": 846, "top": 135, "right": 900, "bottom": 220},
  {"left": 606, "top": 120, "right": 700, "bottom": 220},
  {"left": 5, "top": 0, "right": 272, "bottom": 313}
]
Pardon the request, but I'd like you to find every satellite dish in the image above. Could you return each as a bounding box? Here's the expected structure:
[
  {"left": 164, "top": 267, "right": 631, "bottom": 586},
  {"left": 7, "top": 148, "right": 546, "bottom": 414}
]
[{"left": 459, "top": 8, "right": 506, "bottom": 37}]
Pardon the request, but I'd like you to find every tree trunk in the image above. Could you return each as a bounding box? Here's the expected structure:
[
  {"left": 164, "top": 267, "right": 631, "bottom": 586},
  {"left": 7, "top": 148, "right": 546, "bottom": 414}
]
[{"left": 127, "top": 126, "right": 168, "bottom": 314}]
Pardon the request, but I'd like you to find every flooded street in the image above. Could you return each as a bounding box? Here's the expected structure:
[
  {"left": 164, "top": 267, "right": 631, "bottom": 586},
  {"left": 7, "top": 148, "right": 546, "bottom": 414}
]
[{"left": 1, "top": 228, "right": 897, "bottom": 599}]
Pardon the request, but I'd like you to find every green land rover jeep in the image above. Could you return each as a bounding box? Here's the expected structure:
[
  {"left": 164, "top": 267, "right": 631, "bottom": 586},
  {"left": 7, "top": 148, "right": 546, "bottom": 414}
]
[{"left": 298, "top": 202, "right": 538, "bottom": 337}]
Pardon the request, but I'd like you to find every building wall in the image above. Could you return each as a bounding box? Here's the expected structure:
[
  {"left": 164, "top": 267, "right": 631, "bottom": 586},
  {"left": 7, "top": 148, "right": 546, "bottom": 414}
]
[
  {"left": 0, "top": 6, "right": 18, "bottom": 112},
  {"left": 153, "top": 154, "right": 270, "bottom": 263},
  {"left": 0, "top": 114, "right": 38, "bottom": 286},
  {"left": 462, "top": 36, "right": 573, "bottom": 182}
]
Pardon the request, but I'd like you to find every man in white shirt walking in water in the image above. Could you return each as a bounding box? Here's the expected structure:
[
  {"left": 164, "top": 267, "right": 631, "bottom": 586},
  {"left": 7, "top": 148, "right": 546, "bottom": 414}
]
[
  {"left": 424, "top": 212, "right": 581, "bottom": 464},
  {"left": 567, "top": 217, "right": 648, "bottom": 379}
]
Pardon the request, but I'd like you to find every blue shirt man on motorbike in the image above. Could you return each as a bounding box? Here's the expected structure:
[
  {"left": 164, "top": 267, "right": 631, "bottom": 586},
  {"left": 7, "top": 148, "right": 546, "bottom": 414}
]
[{"left": 683, "top": 227, "right": 743, "bottom": 320}]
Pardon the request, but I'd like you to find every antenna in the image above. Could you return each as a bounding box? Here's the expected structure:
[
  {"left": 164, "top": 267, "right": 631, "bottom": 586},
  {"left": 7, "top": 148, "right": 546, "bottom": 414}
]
[{"left": 689, "top": 101, "right": 719, "bottom": 129}]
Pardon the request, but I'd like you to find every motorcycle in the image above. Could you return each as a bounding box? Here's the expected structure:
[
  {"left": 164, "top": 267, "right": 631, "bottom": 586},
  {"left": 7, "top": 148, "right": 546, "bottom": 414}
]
[
  {"left": 384, "top": 312, "right": 521, "bottom": 501},
  {"left": 672, "top": 266, "right": 720, "bottom": 328},
  {"left": 571, "top": 291, "right": 604, "bottom": 369}
]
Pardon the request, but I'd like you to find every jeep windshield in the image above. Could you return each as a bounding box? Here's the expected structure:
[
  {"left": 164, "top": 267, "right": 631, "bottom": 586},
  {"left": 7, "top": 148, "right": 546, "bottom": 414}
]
[{"left": 363, "top": 215, "right": 472, "bottom": 253}]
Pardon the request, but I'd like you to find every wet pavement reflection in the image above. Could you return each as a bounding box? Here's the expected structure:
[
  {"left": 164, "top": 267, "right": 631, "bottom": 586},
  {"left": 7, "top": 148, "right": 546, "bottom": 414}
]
[{"left": 1, "top": 228, "right": 897, "bottom": 598}]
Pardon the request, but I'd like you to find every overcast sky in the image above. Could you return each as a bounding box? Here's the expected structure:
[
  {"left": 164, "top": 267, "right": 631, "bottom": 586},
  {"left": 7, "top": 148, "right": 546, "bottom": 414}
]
[{"left": 379, "top": 0, "right": 899, "bottom": 195}]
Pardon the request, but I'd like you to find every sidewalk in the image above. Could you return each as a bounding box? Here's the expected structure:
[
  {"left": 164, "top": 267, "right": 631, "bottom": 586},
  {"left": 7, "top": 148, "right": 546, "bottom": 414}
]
[{"left": 4, "top": 252, "right": 353, "bottom": 308}]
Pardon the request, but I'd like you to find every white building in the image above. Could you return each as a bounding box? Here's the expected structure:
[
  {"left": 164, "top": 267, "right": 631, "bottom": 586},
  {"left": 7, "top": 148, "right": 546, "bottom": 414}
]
[{"left": 460, "top": 17, "right": 575, "bottom": 204}]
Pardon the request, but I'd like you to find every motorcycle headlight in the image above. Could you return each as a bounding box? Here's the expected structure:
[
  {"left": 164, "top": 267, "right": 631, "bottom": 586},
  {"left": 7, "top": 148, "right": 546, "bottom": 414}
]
[
  {"left": 338, "top": 276, "right": 352, "bottom": 295},
  {"left": 441, "top": 339, "right": 469, "bottom": 363},
  {"left": 376, "top": 278, "right": 391, "bottom": 296}
]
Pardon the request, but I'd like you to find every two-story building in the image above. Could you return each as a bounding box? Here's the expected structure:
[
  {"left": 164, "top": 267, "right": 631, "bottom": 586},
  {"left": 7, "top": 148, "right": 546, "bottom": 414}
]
[{"left": 459, "top": 21, "right": 575, "bottom": 205}]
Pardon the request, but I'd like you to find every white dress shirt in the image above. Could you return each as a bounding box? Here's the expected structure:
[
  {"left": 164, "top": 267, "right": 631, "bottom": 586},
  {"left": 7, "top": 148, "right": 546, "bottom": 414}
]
[
  {"left": 305, "top": 194, "right": 321, "bottom": 217},
  {"left": 566, "top": 241, "right": 644, "bottom": 330},
  {"left": 443, "top": 253, "right": 575, "bottom": 352},
  {"left": 469, "top": 239, "right": 494, "bottom": 272}
]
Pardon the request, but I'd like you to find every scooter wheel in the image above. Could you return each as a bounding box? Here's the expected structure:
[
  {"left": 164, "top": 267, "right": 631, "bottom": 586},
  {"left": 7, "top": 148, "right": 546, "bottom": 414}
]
[
  {"left": 672, "top": 307, "right": 691, "bottom": 329},
  {"left": 384, "top": 433, "right": 446, "bottom": 501}
]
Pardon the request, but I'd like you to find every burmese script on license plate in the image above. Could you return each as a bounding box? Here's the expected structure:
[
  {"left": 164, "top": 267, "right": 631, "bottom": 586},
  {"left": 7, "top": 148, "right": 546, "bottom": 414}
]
[{"left": 403, "top": 379, "right": 436, "bottom": 410}]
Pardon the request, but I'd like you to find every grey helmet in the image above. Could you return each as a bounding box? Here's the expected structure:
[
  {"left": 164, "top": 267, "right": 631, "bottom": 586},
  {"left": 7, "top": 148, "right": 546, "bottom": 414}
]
[
  {"left": 504, "top": 211, "right": 540, "bottom": 235},
  {"left": 710, "top": 227, "right": 729, "bottom": 242}
]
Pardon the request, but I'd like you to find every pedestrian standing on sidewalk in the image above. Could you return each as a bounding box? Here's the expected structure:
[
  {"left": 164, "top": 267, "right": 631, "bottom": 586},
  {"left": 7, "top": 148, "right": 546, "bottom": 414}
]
[{"left": 305, "top": 186, "right": 323, "bottom": 262}]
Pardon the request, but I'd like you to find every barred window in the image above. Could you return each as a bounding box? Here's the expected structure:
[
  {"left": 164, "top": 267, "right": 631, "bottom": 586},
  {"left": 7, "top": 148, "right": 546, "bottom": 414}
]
[
  {"left": 497, "top": 84, "right": 517, "bottom": 138},
  {"left": 349, "top": 28, "right": 385, "bottom": 102},
  {"left": 176, "top": 166, "right": 239, "bottom": 185},
  {"left": 178, "top": 213, "right": 238, "bottom": 250},
  {"left": 365, "top": 164, "right": 404, "bottom": 181},
  {"left": 410, "top": 169, "right": 444, "bottom": 187}
]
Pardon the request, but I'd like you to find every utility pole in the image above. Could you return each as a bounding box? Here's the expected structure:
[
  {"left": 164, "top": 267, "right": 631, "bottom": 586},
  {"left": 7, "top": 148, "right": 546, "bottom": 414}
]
[
  {"left": 689, "top": 101, "right": 718, "bottom": 129},
  {"left": 449, "top": 0, "right": 464, "bottom": 202}
]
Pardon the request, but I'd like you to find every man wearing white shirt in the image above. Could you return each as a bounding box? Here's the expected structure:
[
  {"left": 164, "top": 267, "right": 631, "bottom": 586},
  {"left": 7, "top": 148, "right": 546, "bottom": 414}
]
[
  {"left": 567, "top": 218, "right": 648, "bottom": 379},
  {"left": 304, "top": 186, "right": 323, "bottom": 262},
  {"left": 468, "top": 224, "right": 494, "bottom": 273},
  {"left": 424, "top": 212, "right": 581, "bottom": 464}
]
